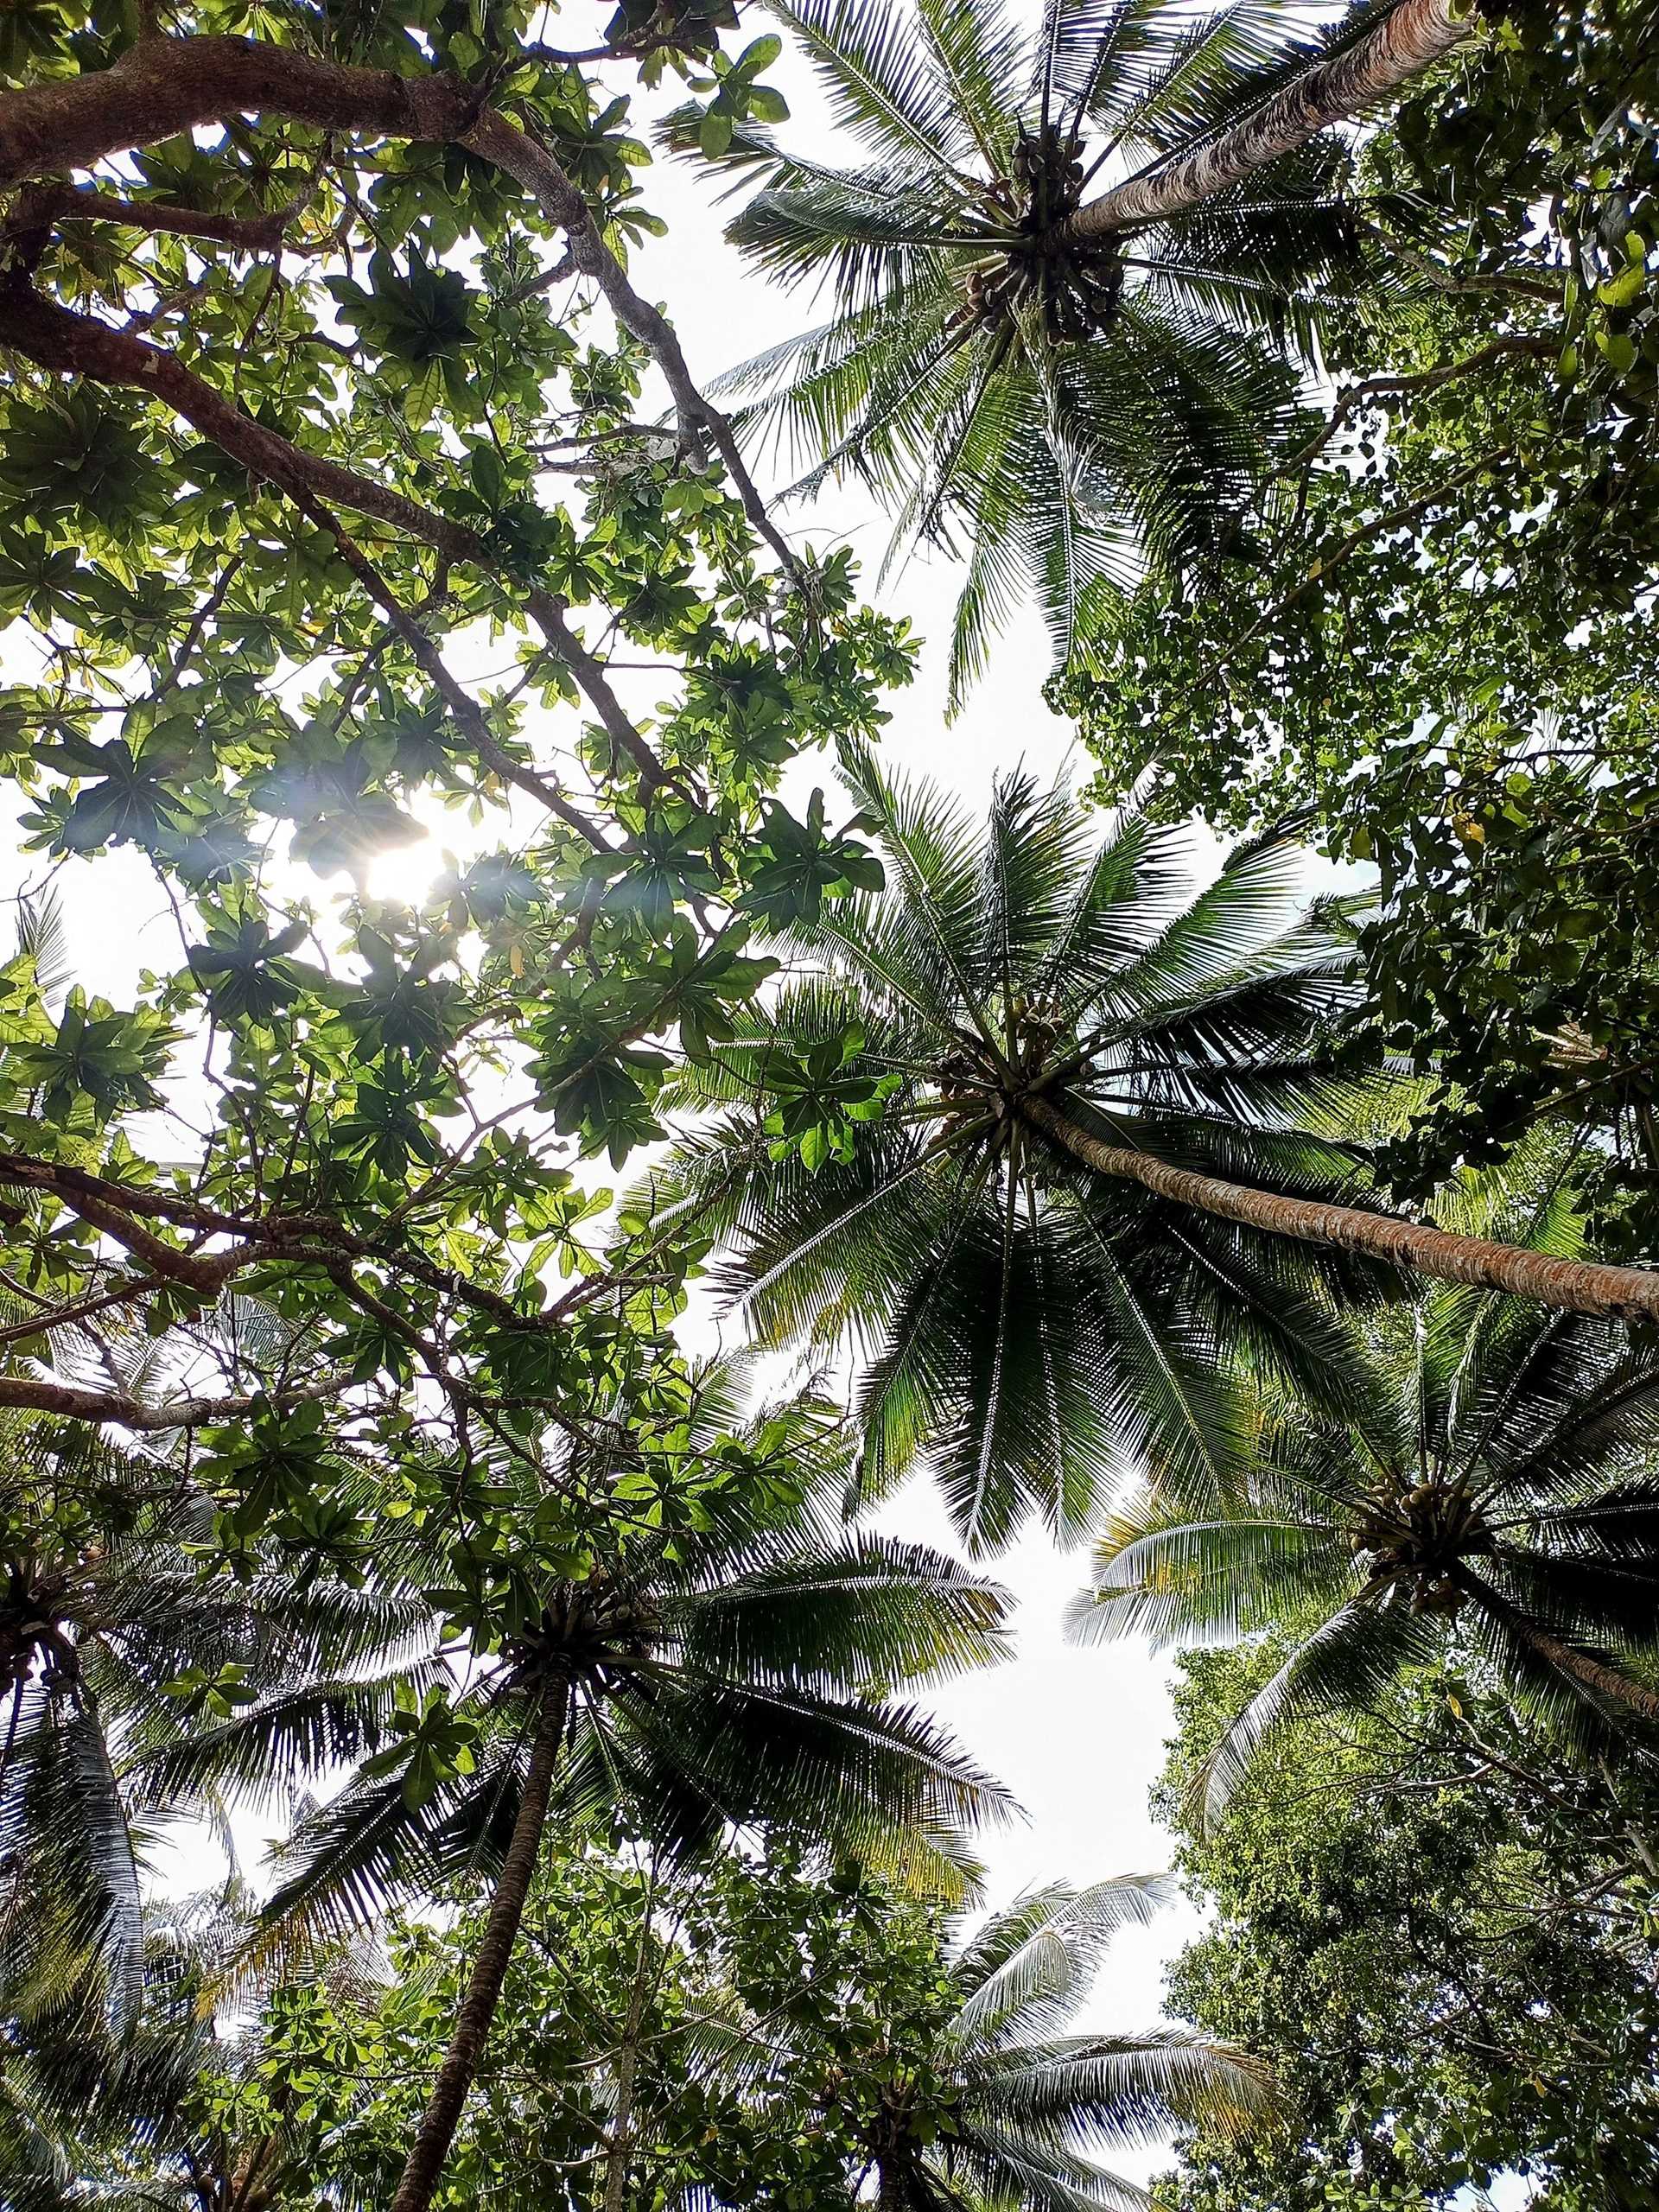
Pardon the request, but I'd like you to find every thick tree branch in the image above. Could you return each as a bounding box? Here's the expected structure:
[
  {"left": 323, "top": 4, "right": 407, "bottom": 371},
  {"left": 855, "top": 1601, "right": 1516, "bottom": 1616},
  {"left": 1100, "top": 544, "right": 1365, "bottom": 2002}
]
[
  {"left": 0, "top": 281, "right": 670, "bottom": 794},
  {"left": 0, "top": 279, "right": 474, "bottom": 546},
  {"left": 0, "top": 1151, "right": 238, "bottom": 1299},
  {"left": 0, "top": 35, "right": 489, "bottom": 187},
  {"left": 0, "top": 32, "right": 799, "bottom": 572}
]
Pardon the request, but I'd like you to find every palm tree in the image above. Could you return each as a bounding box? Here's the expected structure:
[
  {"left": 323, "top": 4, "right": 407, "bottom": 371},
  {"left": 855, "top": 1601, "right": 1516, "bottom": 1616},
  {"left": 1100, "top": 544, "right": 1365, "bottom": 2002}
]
[
  {"left": 823, "top": 1875, "right": 1274, "bottom": 2211},
  {"left": 684, "top": 0, "right": 1469, "bottom": 697},
  {"left": 1072, "top": 1160, "right": 1659, "bottom": 1826},
  {"left": 650, "top": 754, "right": 1659, "bottom": 1555},
  {"left": 0, "top": 1410, "right": 433, "bottom": 2038},
  {"left": 0, "top": 1860, "right": 396, "bottom": 2212},
  {"left": 192, "top": 1361, "right": 1013, "bottom": 2212}
]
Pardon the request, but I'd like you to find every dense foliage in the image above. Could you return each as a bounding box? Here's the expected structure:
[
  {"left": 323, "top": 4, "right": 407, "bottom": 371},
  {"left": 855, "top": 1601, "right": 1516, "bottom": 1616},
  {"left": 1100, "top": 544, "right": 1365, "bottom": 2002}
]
[
  {"left": 1060, "top": 0, "right": 1659, "bottom": 1233},
  {"left": 3, "top": 2, "right": 1658, "bottom": 2209},
  {"left": 8, "top": 1846, "right": 1275, "bottom": 2211},
  {"left": 1154, "top": 1649, "right": 1659, "bottom": 2210}
]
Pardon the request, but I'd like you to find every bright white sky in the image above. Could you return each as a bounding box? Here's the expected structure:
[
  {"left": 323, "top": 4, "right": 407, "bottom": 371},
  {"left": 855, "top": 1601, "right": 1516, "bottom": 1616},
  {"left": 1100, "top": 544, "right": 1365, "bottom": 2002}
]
[{"left": 0, "top": 4, "right": 1534, "bottom": 2196}]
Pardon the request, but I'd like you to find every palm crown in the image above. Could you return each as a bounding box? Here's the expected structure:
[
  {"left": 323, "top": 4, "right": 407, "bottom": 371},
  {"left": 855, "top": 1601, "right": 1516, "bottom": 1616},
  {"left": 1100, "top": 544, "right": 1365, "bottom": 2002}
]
[
  {"left": 851, "top": 1875, "right": 1274, "bottom": 2212},
  {"left": 653, "top": 749, "right": 1387, "bottom": 1554},
  {"left": 1073, "top": 1160, "right": 1659, "bottom": 1824},
  {"left": 686, "top": 0, "right": 1380, "bottom": 698},
  {"left": 238, "top": 1360, "right": 1013, "bottom": 1955}
]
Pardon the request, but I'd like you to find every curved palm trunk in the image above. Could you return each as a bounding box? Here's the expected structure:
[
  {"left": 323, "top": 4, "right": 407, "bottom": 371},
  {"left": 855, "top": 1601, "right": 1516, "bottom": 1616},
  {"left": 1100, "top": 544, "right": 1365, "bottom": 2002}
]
[
  {"left": 1063, "top": 0, "right": 1469, "bottom": 240},
  {"left": 1508, "top": 1617, "right": 1659, "bottom": 1726},
  {"left": 389, "top": 1685, "right": 569, "bottom": 2212},
  {"left": 1024, "top": 1096, "right": 1659, "bottom": 1324}
]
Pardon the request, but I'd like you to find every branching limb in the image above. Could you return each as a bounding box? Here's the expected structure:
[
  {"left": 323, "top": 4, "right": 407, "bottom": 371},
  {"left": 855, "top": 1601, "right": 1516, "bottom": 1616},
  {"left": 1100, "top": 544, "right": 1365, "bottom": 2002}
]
[
  {"left": 0, "top": 281, "right": 673, "bottom": 797},
  {"left": 1281, "top": 334, "right": 1558, "bottom": 476},
  {"left": 291, "top": 492, "right": 616, "bottom": 849},
  {"left": 1199, "top": 445, "right": 1514, "bottom": 684},
  {"left": 0, "top": 32, "right": 798, "bottom": 570},
  {"left": 7, "top": 180, "right": 308, "bottom": 255},
  {"left": 0, "top": 1147, "right": 606, "bottom": 1340}
]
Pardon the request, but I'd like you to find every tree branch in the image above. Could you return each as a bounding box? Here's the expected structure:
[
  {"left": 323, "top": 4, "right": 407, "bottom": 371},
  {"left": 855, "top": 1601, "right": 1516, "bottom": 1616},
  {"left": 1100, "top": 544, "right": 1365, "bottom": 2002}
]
[
  {"left": 0, "top": 32, "right": 798, "bottom": 572},
  {"left": 0, "top": 1151, "right": 238, "bottom": 1298},
  {"left": 1201, "top": 444, "right": 1515, "bottom": 684},
  {"left": 1281, "top": 334, "right": 1558, "bottom": 476},
  {"left": 10, "top": 180, "right": 305, "bottom": 254},
  {"left": 289, "top": 491, "right": 616, "bottom": 849},
  {"left": 0, "top": 281, "right": 672, "bottom": 796},
  {"left": 0, "top": 1147, "right": 595, "bottom": 1340},
  {"left": 0, "top": 1370, "right": 354, "bottom": 1430}
]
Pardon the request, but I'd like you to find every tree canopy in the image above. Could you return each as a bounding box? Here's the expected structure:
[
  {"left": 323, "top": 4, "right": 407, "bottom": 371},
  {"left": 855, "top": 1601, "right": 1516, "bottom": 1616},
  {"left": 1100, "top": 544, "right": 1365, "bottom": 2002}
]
[
  {"left": 3, "top": 3, "right": 1658, "bottom": 2209},
  {"left": 1058, "top": 0, "right": 1659, "bottom": 1236},
  {"left": 1152, "top": 1646, "right": 1659, "bottom": 2209}
]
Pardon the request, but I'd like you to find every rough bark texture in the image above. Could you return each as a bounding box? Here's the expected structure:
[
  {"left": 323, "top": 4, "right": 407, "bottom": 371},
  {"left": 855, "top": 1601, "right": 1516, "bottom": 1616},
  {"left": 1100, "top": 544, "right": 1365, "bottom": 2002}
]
[
  {"left": 1513, "top": 1619, "right": 1659, "bottom": 1725},
  {"left": 389, "top": 1686, "right": 569, "bottom": 2212},
  {"left": 1065, "top": 0, "right": 1471, "bottom": 238},
  {"left": 1025, "top": 1096, "right": 1659, "bottom": 1323}
]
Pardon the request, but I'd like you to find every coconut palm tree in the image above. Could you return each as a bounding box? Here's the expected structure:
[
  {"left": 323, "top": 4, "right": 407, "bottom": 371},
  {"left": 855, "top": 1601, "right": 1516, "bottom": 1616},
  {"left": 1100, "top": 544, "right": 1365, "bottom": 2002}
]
[
  {"left": 1072, "top": 1160, "right": 1659, "bottom": 1826},
  {"left": 818, "top": 1875, "right": 1274, "bottom": 2211},
  {"left": 649, "top": 755, "right": 1659, "bottom": 1555},
  {"left": 0, "top": 1408, "right": 434, "bottom": 2039},
  {"left": 187, "top": 1361, "right": 1013, "bottom": 2212},
  {"left": 0, "top": 1859, "right": 397, "bottom": 2212},
  {"left": 684, "top": 0, "right": 1470, "bottom": 697}
]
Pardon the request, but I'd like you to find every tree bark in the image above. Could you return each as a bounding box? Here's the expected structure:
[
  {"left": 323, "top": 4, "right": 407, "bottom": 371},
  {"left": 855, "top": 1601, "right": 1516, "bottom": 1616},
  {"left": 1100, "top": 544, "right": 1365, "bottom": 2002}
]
[
  {"left": 1064, "top": 0, "right": 1471, "bottom": 240},
  {"left": 389, "top": 1686, "right": 569, "bottom": 2212},
  {"left": 1023, "top": 1096, "right": 1659, "bottom": 1324},
  {"left": 0, "top": 35, "right": 477, "bottom": 191},
  {"left": 1509, "top": 1618, "right": 1659, "bottom": 1726},
  {"left": 1460, "top": 1576, "right": 1659, "bottom": 1726}
]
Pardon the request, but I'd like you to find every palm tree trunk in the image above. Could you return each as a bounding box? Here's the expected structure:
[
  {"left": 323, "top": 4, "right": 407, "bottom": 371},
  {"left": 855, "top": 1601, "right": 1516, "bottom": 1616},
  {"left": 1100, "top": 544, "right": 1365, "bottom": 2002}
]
[
  {"left": 389, "top": 1685, "right": 569, "bottom": 2212},
  {"left": 1062, "top": 0, "right": 1469, "bottom": 240},
  {"left": 1023, "top": 1096, "right": 1659, "bottom": 1323},
  {"left": 1510, "top": 1618, "right": 1659, "bottom": 1726}
]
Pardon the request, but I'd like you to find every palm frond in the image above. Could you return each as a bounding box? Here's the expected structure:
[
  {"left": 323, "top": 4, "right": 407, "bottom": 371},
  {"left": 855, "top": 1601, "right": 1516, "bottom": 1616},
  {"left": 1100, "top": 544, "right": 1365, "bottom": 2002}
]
[
  {"left": 1075, "top": 1498, "right": 1349, "bottom": 1648},
  {"left": 1193, "top": 1597, "right": 1440, "bottom": 1827},
  {"left": 762, "top": 0, "right": 992, "bottom": 183}
]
